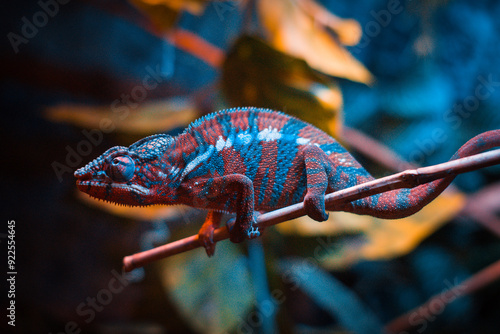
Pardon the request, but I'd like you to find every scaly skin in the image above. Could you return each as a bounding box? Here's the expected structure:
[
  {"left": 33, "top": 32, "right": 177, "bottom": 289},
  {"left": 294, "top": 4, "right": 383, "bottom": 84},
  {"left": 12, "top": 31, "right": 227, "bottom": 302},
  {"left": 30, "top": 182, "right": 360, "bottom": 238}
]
[{"left": 74, "top": 107, "right": 500, "bottom": 256}]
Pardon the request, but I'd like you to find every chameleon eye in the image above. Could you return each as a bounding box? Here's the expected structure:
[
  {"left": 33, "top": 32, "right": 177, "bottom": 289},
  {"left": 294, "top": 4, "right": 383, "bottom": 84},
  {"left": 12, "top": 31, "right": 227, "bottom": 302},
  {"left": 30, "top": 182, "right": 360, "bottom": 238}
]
[{"left": 108, "top": 156, "right": 135, "bottom": 182}]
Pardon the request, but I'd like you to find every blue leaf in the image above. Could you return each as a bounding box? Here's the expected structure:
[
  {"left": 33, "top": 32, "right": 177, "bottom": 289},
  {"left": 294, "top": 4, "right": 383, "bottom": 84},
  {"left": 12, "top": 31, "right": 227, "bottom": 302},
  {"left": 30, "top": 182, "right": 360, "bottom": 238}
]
[{"left": 279, "top": 258, "right": 386, "bottom": 334}]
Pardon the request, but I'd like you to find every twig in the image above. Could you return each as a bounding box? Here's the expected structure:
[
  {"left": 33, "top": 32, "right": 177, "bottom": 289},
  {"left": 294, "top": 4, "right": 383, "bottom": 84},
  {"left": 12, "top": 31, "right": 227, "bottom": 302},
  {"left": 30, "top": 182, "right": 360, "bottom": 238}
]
[
  {"left": 123, "top": 149, "right": 500, "bottom": 272},
  {"left": 385, "top": 258, "right": 500, "bottom": 333},
  {"left": 343, "top": 126, "right": 500, "bottom": 237}
]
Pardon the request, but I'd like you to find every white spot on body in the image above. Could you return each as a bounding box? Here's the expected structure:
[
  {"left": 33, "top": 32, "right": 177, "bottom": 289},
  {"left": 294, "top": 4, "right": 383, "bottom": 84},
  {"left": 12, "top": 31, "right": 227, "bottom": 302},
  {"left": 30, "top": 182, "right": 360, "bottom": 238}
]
[
  {"left": 257, "top": 127, "right": 282, "bottom": 142},
  {"left": 225, "top": 135, "right": 233, "bottom": 148},
  {"left": 215, "top": 135, "right": 234, "bottom": 152},
  {"left": 296, "top": 137, "right": 311, "bottom": 145},
  {"left": 216, "top": 136, "right": 225, "bottom": 151},
  {"left": 237, "top": 132, "right": 252, "bottom": 145},
  {"left": 170, "top": 166, "right": 181, "bottom": 176}
]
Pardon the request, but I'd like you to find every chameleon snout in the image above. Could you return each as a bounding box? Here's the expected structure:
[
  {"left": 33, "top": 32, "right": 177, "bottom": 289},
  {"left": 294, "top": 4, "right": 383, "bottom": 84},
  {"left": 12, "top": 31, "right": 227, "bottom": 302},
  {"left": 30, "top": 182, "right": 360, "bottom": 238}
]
[{"left": 74, "top": 167, "right": 89, "bottom": 179}]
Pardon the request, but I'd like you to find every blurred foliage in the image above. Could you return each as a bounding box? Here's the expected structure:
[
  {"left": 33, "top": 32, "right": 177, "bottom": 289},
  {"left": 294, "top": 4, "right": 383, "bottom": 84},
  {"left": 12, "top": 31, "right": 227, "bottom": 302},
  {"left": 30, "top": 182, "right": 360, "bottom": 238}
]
[
  {"left": 257, "top": 0, "right": 373, "bottom": 84},
  {"left": 222, "top": 35, "right": 343, "bottom": 136},
  {"left": 45, "top": 97, "right": 198, "bottom": 136},
  {"left": 4, "top": 0, "right": 500, "bottom": 333},
  {"left": 129, "top": 0, "right": 208, "bottom": 29},
  {"left": 160, "top": 241, "right": 254, "bottom": 333},
  {"left": 278, "top": 190, "right": 465, "bottom": 269},
  {"left": 279, "top": 258, "right": 385, "bottom": 334}
]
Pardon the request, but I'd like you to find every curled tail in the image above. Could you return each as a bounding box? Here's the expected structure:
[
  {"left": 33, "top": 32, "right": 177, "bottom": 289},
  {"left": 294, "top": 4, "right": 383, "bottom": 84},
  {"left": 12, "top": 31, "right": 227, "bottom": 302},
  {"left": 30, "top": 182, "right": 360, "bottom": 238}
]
[{"left": 340, "top": 130, "right": 500, "bottom": 219}]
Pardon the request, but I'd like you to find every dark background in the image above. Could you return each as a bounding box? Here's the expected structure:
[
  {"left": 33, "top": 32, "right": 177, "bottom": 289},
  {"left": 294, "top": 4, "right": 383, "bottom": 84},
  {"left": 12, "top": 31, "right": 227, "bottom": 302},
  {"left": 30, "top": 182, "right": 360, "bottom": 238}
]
[{"left": 2, "top": 0, "right": 500, "bottom": 333}]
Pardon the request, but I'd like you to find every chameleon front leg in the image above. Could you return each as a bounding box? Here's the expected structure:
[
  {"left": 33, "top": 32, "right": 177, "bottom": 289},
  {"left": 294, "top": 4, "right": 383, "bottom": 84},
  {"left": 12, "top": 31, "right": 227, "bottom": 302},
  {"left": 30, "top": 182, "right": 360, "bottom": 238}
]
[
  {"left": 198, "top": 210, "right": 223, "bottom": 257},
  {"left": 185, "top": 174, "right": 260, "bottom": 255}
]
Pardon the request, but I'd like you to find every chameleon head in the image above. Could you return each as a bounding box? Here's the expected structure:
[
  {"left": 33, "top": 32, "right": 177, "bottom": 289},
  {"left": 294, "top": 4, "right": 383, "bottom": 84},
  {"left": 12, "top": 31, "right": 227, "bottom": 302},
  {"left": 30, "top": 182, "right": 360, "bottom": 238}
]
[{"left": 74, "top": 134, "right": 178, "bottom": 206}]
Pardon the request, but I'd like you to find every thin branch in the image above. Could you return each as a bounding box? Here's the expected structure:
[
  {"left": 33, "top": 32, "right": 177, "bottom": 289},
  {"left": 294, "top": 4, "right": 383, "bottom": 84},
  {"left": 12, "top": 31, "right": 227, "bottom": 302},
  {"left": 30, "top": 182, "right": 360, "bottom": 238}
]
[
  {"left": 385, "top": 258, "right": 500, "bottom": 333},
  {"left": 123, "top": 149, "right": 500, "bottom": 272},
  {"left": 342, "top": 126, "right": 461, "bottom": 194},
  {"left": 343, "top": 126, "right": 500, "bottom": 237}
]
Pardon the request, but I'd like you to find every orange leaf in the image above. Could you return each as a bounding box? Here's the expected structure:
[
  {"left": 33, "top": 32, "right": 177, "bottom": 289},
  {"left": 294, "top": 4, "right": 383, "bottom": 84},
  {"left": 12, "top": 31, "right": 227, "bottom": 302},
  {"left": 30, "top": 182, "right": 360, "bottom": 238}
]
[
  {"left": 277, "top": 190, "right": 466, "bottom": 269},
  {"left": 129, "top": 0, "right": 207, "bottom": 30},
  {"left": 44, "top": 98, "right": 198, "bottom": 135},
  {"left": 167, "top": 29, "right": 224, "bottom": 67},
  {"left": 258, "top": 0, "right": 373, "bottom": 84}
]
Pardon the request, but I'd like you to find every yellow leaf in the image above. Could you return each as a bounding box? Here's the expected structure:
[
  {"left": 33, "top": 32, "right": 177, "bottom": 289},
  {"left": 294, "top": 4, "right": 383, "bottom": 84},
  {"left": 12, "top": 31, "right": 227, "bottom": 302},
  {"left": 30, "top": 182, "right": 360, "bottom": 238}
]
[
  {"left": 295, "top": 0, "right": 362, "bottom": 46},
  {"left": 258, "top": 0, "right": 373, "bottom": 84},
  {"left": 276, "top": 190, "right": 466, "bottom": 269},
  {"left": 44, "top": 98, "right": 198, "bottom": 136}
]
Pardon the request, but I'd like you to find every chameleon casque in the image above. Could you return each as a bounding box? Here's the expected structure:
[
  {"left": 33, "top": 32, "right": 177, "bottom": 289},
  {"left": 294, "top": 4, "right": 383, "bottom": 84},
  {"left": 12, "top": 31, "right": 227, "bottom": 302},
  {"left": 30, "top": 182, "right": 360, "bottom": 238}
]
[{"left": 75, "top": 107, "right": 500, "bottom": 256}]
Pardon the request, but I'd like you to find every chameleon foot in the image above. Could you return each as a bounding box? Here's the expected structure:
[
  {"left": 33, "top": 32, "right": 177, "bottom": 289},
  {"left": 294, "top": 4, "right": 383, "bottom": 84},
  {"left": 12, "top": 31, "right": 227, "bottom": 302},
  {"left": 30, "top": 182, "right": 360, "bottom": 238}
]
[
  {"left": 304, "top": 193, "right": 329, "bottom": 222},
  {"left": 198, "top": 224, "right": 216, "bottom": 257},
  {"left": 227, "top": 213, "right": 262, "bottom": 243}
]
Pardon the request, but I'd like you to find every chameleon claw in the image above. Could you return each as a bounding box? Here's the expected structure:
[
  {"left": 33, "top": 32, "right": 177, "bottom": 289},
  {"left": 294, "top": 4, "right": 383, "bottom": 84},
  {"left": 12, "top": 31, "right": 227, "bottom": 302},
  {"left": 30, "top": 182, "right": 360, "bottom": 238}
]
[
  {"left": 227, "top": 215, "right": 262, "bottom": 243},
  {"left": 200, "top": 235, "right": 216, "bottom": 257},
  {"left": 246, "top": 225, "right": 260, "bottom": 239}
]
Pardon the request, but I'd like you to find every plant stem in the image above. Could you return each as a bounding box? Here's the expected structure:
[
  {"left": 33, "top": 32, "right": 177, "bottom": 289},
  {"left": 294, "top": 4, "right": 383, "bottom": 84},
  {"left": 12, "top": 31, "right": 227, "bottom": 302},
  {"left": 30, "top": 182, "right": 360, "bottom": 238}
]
[
  {"left": 385, "top": 258, "right": 500, "bottom": 333},
  {"left": 123, "top": 148, "right": 500, "bottom": 272}
]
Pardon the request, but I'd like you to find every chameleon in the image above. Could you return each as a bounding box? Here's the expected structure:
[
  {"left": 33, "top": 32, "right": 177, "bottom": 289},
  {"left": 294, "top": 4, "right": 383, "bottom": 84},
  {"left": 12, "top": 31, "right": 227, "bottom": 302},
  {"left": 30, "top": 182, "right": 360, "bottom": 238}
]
[{"left": 75, "top": 107, "right": 500, "bottom": 256}]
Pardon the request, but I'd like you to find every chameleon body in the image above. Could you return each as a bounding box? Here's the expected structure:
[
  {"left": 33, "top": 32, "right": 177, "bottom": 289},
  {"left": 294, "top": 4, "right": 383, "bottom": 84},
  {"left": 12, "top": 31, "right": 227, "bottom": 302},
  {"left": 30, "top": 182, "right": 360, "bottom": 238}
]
[{"left": 75, "top": 107, "right": 500, "bottom": 256}]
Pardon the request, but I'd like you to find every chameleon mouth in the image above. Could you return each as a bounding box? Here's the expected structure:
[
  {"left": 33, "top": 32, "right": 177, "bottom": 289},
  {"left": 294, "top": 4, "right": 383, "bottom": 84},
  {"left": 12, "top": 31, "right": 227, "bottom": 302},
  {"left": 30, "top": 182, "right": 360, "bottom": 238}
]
[
  {"left": 75, "top": 165, "right": 150, "bottom": 203},
  {"left": 76, "top": 180, "right": 150, "bottom": 197}
]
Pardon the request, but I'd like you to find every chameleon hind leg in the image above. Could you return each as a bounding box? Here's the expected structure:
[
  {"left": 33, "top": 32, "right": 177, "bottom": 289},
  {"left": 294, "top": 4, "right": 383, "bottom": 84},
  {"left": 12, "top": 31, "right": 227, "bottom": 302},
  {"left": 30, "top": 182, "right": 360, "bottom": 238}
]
[{"left": 300, "top": 145, "right": 332, "bottom": 222}]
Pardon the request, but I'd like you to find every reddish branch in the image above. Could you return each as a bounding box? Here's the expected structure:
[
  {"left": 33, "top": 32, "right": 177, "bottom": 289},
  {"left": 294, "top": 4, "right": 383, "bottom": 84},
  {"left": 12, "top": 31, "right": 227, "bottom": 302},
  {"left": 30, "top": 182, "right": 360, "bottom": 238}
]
[
  {"left": 342, "top": 126, "right": 500, "bottom": 237},
  {"left": 385, "top": 258, "right": 500, "bottom": 333},
  {"left": 123, "top": 148, "right": 500, "bottom": 272}
]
